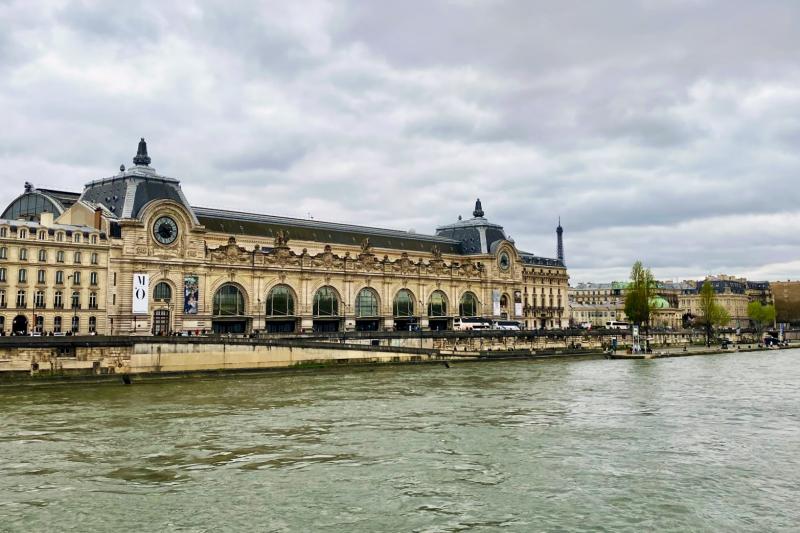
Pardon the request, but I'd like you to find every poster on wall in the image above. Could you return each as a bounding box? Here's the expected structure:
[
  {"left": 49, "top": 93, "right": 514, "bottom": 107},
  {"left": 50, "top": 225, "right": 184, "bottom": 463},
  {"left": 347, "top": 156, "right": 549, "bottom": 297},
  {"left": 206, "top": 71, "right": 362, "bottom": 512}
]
[
  {"left": 514, "top": 290, "right": 523, "bottom": 317},
  {"left": 492, "top": 289, "right": 501, "bottom": 316},
  {"left": 184, "top": 275, "right": 199, "bottom": 314},
  {"left": 132, "top": 273, "right": 150, "bottom": 314}
]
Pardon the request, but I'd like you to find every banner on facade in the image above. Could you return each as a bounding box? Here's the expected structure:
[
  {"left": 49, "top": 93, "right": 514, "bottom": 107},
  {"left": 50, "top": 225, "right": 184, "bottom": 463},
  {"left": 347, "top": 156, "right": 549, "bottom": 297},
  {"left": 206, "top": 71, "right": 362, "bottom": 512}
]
[
  {"left": 184, "top": 275, "right": 199, "bottom": 314},
  {"left": 492, "top": 289, "right": 501, "bottom": 316},
  {"left": 132, "top": 273, "right": 150, "bottom": 314},
  {"left": 514, "top": 290, "right": 523, "bottom": 317}
]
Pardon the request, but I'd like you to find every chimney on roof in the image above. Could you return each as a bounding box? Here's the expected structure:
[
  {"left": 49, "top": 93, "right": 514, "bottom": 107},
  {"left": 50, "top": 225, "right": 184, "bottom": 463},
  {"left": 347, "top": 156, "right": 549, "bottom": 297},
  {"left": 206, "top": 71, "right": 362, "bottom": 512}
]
[
  {"left": 132, "top": 137, "right": 151, "bottom": 166},
  {"left": 94, "top": 207, "right": 103, "bottom": 230}
]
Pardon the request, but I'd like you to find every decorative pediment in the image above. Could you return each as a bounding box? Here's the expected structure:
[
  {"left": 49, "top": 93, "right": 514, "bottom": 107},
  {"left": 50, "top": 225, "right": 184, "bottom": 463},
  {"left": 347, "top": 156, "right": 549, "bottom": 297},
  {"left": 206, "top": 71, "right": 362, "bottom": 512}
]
[
  {"left": 311, "top": 244, "right": 344, "bottom": 269},
  {"left": 207, "top": 236, "right": 250, "bottom": 264}
]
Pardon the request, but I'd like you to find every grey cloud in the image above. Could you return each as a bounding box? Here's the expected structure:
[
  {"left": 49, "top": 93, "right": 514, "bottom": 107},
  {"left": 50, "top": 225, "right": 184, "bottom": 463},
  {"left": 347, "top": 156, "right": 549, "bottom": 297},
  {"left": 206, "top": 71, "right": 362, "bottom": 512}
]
[{"left": 0, "top": 0, "right": 799, "bottom": 282}]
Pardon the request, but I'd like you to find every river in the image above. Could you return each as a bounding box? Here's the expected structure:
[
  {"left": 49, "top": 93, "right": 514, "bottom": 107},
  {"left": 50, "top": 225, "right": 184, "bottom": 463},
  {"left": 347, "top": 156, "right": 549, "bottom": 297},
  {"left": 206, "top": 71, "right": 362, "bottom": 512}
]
[{"left": 2, "top": 350, "right": 799, "bottom": 532}]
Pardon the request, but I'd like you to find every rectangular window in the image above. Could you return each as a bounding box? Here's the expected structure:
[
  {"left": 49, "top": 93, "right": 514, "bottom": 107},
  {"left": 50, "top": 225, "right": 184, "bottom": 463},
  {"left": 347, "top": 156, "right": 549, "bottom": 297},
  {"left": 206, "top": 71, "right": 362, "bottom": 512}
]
[
  {"left": 0, "top": 247, "right": 6, "bottom": 259},
  {"left": 72, "top": 272, "right": 81, "bottom": 285},
  {"left": 19, "top": 230, "right": 27, "bottom": 239},
  {"left": 38, "top": 249, "right": 46, "bottom": 262},
  {"left": 73, "top": 233, "right": 80, "bottom": 243},
  {"left": 0, "top": 289, "right": 5, "bottom": 307},
  {"left": 0, "top": 227, "right": 6, "bottom": 237},
  {"left": 57, "top": 251, "right": 64, "bottom": 263},
  {"left": 38, "top": 231, "right": 46, "bottom": 240},
  {"left": 54, "top": 291, "right": 63, "bottom": 308},
  {"left": 57, "top": 233, "right": 63, "bottom": 242},
  {"left": 71, "top": 291, "right": 80, "bottom": 309},
  {"left": 18, "top": 269, "right": 26, "bottom": 283},
  {"left": 90, "top": 272, "right": 98, "bottom": 285},
  {"left": 37, "top": 269, "right": 45, "bottom": 283},
  {"left": 89, "top": 292, "right": 97, "bottom": 309},
  {"left": 0, "top": 267, "right": 5, "bottom": 282},
  {"left": 16, "top": 290, "right": 25, "bottom": 307},
  {"left": 54, "top": 316, "right": 62, "bottom": 333},
  {"left": 90, "top": 253, "right": 98, "bottom": 265},
  {"left": 88, "top": 316, "right": 96, "bottom": 333},
  {"left": 55, "top": 270, "right": 64, "bottom": 284},
  {"left": 74, "top": 252, "right": 81, "bottom": 264},
  {"left": 19, "top": 248, "right": 27, "bottom": 261},
  {"left": 71, "top": 315, "right": 79, "bottom": 333},
  {"left": 34, "top": 290, "right": 45, "bottom": 308},
  {"left": 113, "top": 272, "right": 116, "bottom": 286},
  {"left": 91, "top": 235, "right": 98, "bottom": 244}
]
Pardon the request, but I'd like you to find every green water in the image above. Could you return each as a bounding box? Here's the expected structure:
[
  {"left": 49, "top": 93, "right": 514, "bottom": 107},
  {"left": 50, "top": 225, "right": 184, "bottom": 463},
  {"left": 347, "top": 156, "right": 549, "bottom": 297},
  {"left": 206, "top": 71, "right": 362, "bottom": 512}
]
[{"left": 2, "top": 350, "right": 799, "bottom": 532}]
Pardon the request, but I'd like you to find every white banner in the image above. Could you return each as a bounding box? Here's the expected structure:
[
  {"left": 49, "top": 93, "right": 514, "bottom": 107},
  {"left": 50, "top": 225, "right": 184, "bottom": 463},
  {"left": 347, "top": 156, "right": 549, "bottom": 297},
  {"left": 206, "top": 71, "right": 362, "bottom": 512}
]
[
  {"left": 133, "top": 273, "right": 150, "bottom": 314},
  {"left": 515, "top": 303, "right": 523, "bottom": 317},
  {"left": 492, "top": 289, "right": 501, "bottom": 316}
]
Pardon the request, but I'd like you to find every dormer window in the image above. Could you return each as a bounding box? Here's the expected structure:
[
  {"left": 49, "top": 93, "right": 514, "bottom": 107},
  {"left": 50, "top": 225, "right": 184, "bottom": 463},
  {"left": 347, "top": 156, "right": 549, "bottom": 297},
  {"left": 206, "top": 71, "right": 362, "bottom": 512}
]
[
  {"left": 19, "top": 229, "right": 27, "bottom": 239},
  {"left": 73, "top": 233, "right": 80, "bottom": 243},
  {"left": 56, "top": 232, "right": 64, "bottom": 242}
]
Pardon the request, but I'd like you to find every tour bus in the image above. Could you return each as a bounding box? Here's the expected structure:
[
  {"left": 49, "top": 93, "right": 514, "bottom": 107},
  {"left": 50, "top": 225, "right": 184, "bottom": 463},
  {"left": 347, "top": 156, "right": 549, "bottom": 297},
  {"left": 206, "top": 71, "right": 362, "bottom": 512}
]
[
  {"left": 605, "top": 321, "right": 630, "bottom": 330},
  {"left": 453, "top": 317, "right": 491, "bottom": 331},
  {"left": 492, "top": 320, "right": 522, "bottom": 331}
]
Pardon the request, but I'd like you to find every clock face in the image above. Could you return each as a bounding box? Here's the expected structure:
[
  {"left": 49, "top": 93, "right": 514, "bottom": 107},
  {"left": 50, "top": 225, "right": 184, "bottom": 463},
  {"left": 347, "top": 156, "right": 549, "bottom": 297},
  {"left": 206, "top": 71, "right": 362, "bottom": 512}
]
[
  {"left": 499, "top": 252, "right": 510, "bottom": 271},
  {"left": 153, "top": 216, "right": 178, "bottom": 245}
]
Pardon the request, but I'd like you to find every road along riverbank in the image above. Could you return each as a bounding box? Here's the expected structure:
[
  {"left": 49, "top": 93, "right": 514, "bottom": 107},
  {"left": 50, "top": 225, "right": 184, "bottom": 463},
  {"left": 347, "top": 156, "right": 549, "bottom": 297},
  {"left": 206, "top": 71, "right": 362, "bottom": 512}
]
[{"left": 0, "top": 333, "right": 791, "bottom": 385}]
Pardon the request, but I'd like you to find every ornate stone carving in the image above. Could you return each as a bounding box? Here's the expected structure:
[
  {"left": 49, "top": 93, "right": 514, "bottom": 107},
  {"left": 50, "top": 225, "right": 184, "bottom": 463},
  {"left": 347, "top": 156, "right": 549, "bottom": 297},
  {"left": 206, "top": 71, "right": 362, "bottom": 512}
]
[
  {"left": 274, "top": 229, "right": 289, "bottom": 248},
  {"left": 207, "top": 236, "right": 251, "bottom": 264}
]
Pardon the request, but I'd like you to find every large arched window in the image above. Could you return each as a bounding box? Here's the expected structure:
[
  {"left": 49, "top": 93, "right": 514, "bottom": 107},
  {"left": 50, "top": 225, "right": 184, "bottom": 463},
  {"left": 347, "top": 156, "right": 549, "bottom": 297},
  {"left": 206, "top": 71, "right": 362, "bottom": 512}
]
[
  {"left": 213, "top": 284, "right": 246, "bottom": 316},
  {"left": 393, "top": 289, "right": 415, "bottom": 317},
  {"left": 154, "top": 282, "right": 172, "bottom": 301},
  {"left": 266, "top": 285, "right": 295, "bottom": 316},
  {"left": 427, "top": 291, "right": 448, "bottom": 317},
  {"left": 313, "top": 286, "right": 339, "bottom": 316},
  {"left": 459, "top": 292, "right": 479, "bottom": 317},
  {"left": 355, "top": 288, "right": 379, "bottom": 317}
]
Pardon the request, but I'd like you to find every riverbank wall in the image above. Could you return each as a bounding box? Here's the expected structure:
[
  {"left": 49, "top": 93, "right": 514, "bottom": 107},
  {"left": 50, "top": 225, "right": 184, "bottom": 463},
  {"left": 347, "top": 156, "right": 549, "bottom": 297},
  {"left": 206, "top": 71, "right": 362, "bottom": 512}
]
[{"left": 0, "top": 330, "right": 791, "bottom": 385}]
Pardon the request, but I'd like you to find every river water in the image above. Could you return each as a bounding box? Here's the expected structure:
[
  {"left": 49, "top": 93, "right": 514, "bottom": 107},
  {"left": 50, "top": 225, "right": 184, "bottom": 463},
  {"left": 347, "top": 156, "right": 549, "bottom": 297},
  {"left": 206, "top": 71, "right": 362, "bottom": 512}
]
[{"left": 1, "top": 350, "right": 799, "bottom": 532}]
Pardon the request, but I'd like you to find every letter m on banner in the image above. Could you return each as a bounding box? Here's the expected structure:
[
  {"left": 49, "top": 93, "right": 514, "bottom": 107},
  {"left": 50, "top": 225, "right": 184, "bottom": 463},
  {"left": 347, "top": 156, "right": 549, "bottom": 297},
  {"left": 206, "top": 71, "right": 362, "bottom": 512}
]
[{"left": 133, "top": 273, "right": 150, "bottom": 314}]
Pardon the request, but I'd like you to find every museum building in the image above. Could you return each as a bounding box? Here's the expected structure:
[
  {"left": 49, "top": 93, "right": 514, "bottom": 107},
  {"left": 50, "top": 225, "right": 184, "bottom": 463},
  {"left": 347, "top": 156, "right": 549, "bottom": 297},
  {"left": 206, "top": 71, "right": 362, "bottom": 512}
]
[{"left": 0, "top": 139, "right": 568, "bottom": 335}]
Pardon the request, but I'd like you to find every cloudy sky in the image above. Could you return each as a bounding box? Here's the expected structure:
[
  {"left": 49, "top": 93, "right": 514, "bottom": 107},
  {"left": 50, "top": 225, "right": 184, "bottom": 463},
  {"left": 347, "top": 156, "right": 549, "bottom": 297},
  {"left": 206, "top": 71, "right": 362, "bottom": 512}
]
[{"left": 1, "top": 0, "right": 799, "bottom": 283}]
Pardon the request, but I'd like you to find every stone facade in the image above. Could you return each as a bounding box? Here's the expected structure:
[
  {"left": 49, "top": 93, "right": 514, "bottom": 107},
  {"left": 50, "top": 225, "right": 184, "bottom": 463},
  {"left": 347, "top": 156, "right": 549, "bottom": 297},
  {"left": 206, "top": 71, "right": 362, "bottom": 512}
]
[
  {"left": 0, "top": 210, "right": 110, "bottom": 335},
  {"left": 1, "top": 139, "right": 568, "bottom": 335}
]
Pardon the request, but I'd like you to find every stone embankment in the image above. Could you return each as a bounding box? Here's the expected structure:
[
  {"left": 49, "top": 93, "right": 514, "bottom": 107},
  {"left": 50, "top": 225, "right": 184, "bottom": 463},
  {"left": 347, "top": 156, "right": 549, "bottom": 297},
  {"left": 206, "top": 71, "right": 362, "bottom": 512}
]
[{"left": 0, "top": 329, "right": 791, "bottom": 385}]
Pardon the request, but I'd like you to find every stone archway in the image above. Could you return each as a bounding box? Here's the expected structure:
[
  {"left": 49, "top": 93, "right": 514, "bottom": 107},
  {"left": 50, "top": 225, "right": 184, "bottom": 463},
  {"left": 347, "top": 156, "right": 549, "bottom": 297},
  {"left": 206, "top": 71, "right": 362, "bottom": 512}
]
[{"left": 12, "top": 315, "right": 28, "bottom": 335}]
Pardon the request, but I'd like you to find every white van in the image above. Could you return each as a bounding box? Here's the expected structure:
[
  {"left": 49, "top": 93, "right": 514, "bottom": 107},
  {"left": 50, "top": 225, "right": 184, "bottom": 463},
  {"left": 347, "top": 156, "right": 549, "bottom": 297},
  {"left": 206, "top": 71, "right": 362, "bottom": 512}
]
[{"left": 453, "top": 317, "right": 491, "bottom": 331}]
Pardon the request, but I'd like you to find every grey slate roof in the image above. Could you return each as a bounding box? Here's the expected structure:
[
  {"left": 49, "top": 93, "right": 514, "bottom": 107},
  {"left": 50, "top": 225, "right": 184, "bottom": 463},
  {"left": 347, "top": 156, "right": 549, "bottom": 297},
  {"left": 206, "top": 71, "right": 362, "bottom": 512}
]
[
  {"left": 80, "top": 165, "right": 199, "bottom": 224},
  {"left": 194, "top": 206, "right": 463, "bottom": 254}
]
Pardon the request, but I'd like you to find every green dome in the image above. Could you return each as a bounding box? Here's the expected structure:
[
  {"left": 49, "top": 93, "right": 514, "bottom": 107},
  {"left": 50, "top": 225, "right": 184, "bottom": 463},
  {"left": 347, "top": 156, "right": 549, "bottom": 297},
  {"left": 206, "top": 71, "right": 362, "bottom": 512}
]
[{"left": 649, "top": 296, "right": 670, "bottom": 309}]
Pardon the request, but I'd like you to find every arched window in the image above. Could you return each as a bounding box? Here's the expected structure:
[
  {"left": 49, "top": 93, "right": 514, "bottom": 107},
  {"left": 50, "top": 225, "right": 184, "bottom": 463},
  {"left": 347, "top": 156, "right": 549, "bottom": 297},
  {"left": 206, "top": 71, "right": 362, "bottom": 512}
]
[
  {"left": 459, "top": 292, "right": 479, "bottom": 317},
  {"left": 313, "top": 286, "right": 339, "bottom": 316},
  {"left": 356, "top": 288, "right": 379, "bottom": 317},
  {"left": 154, "top": 282, "right": 172, "bottom": 301},
  {"left": 213, "top": 284, "right": 245, "bottom": 316},
  {"left": 427, "top": 291, "right": 448, "bottom": 317},
  {"left": 266, "top": 285, "right": 295, "bottom": 316},
  {"left": 393, "top": 289, "right": 415, "bottom": 317}
]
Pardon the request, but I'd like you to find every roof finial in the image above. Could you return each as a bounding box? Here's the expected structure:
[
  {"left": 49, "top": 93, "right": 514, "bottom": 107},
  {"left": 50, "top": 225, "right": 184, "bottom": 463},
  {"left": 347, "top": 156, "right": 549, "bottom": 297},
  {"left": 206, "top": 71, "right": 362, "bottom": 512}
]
[
  {"left": 473, "top": 198, "right": 484, "bottom": 218},
  {"left": 132, "top": 137, "right": 151, "bottom": 166}
]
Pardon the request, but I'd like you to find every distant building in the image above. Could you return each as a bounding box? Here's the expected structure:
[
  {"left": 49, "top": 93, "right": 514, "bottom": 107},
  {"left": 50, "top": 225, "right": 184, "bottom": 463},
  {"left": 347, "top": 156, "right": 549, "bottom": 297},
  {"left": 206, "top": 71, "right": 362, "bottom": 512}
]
[{"left": 771, "top": 281, "right": 800, "bottom": 325}]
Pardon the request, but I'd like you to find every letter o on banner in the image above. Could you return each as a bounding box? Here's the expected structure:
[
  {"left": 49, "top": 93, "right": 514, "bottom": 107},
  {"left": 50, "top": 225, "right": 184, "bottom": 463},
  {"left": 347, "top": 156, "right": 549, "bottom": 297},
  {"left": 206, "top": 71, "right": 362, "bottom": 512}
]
[{"left": 133, "top": 273, "right": 150, "bottom": 314}]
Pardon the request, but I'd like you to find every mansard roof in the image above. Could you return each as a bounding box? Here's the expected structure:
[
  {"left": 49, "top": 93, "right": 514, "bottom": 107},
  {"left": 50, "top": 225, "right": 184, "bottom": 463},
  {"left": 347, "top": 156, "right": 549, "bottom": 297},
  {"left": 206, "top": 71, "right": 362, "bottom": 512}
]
[
  {"left": 193, "top": 206, "right": 463, "bottom": 254},
  {"left": 79, "top": 139, "right": 198, "bottom": 224}
]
